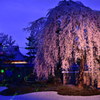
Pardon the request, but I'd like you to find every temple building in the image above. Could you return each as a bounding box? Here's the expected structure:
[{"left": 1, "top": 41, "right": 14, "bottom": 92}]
[{"left": 0, "top": 45, "right": 33, "bottom": 83}]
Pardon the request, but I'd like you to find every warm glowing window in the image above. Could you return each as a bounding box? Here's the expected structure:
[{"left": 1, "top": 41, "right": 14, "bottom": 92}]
[
  {"left": 11, "top": 61, "right": 27, "bottom": 64},
  {"left": 5, "top": 61, "right": 28, "bottom": 64}
]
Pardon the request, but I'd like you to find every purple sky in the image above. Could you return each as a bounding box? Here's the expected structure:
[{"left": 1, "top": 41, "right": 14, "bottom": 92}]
[{"left": 0, "top": 0, "right": 100, "bottom": 55}]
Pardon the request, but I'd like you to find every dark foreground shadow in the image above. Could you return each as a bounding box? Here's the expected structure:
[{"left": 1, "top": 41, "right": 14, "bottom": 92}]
[{"left": 0, "top": 86, "right": 34, "bottom": 96}]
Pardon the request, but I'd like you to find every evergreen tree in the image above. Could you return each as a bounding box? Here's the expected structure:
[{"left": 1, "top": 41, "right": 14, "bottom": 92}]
[
  {"left": 24, "top": 17, "right": 46, "bottom": 63},
  {"left": 25, "top": 34, "right": 37, "bottom": 63}
]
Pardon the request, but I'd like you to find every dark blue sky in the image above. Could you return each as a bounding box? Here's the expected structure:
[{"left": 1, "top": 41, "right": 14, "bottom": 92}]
[{"left": 0, "top": 0, "right": 100, "bottom": 55}]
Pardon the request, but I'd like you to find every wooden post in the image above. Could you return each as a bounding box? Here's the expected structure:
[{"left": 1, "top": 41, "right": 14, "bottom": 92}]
[
  {"left": 97, "top": 73, "right": 100, "bottom": 88},
  {"left": 97, "top": 80, "right": 100, "bottom": 88},
  {"left": 84, "top": 71, "right": 91, "bottom": 86}
]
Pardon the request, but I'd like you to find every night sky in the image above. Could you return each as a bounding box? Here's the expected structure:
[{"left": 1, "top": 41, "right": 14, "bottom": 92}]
[{"left": 0, "top": 0, "right": 100, "bottom": 55}]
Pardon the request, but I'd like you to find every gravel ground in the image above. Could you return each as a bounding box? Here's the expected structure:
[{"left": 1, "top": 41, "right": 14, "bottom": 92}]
[{"left": 0, "top": 86, "right": 100, "bottom": 100}]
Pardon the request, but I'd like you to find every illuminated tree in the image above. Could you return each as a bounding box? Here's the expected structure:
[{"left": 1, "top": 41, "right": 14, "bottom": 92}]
[{"left": 33, "top": 0, "right": 100, "bottom": 88}]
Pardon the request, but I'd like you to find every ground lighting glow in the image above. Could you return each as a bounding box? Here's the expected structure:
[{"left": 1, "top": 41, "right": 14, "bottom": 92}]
[{"left": 0, "top": 69, "right": 5, "bottom": 73}]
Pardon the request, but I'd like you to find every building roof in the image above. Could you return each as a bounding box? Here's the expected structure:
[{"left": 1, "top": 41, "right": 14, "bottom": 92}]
[{"left": 2, "top": 46, "right": 25, "bottom": 61}]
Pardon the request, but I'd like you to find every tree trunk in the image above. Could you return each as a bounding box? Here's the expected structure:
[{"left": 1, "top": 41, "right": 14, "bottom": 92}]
[{"left": 78, "top": 50, "right": 84, "bottom": 88}]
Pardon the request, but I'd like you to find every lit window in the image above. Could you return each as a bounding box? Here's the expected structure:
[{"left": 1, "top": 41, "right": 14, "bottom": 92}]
[{"left": 11, "top": 61, "right": 28, "bottom": 64}]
